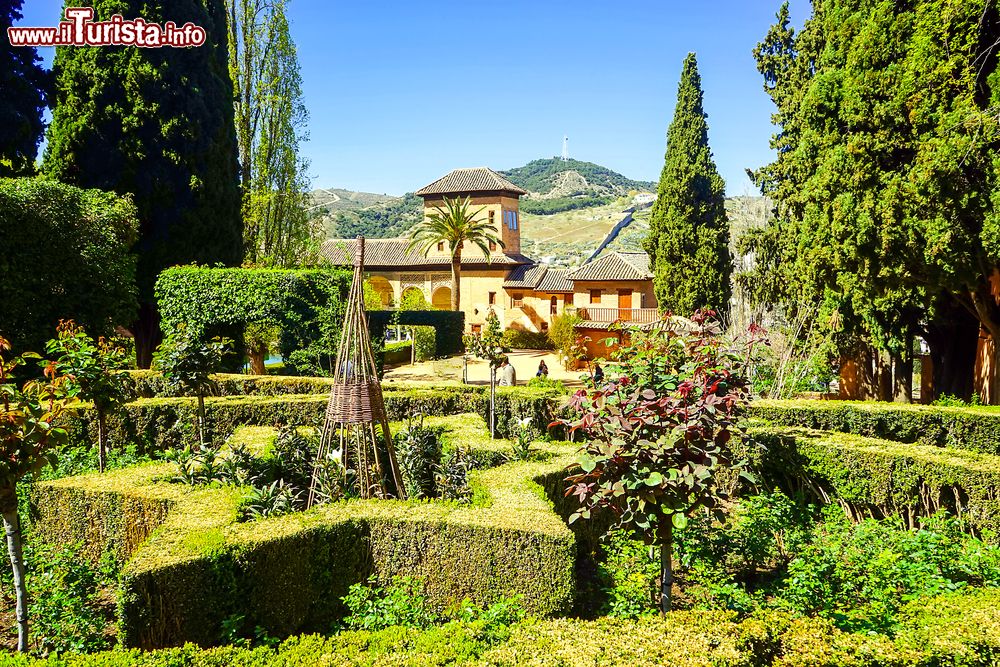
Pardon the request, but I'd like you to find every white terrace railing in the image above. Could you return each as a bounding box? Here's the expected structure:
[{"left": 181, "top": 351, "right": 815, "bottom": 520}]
[{"left": 577, "top": 307, "right": 661, "bottom": 324}]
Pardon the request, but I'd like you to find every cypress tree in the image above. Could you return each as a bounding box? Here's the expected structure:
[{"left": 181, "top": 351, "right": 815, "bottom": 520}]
[
  {"left": 643, "top": 53, "right": 731, "bottom": 318},
  {"left": 0, "top": 0, "right": 49, "bottom": 176},
  {"left": 43, "top": 0, "right": 242, "bottom": 367}
]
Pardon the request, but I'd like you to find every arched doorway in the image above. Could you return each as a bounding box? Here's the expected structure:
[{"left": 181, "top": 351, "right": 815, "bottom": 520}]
[
  {"left": 367, "top": 276, "right": 394, "bottom": 308},
  {"left": 432, "top": 286, "right": 452, "bottom": 311},
  {"left": 400, "top": 286, "right": 428, "bottom": 309}
]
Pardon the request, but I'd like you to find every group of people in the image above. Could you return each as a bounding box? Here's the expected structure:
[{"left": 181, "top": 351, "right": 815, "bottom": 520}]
[{"left": 495, "top": 356, "right": 603, "bottom": 387}]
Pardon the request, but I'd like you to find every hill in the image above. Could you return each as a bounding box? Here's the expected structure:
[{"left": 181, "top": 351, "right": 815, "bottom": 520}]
[
  {"left": 501, "top": 157, "right": 655, "bottom": 197},
  {"left": 312, "top": 157, "right": 655, "bottom": 241}
]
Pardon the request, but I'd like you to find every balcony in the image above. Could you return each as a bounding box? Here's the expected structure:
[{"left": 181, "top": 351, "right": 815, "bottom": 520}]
[{"left": 577, "top": 307, "right": 662, "bottom": 325}]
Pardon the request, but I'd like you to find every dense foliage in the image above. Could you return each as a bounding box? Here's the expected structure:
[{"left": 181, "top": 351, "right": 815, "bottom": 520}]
[
  {"left": 643, "top": 54, "right": 731, "bottom": 317},
  {"left": 0, "top": 0, "right": 49, "bottom": 176},
  {"left": 601, "top": 492, "right": 1000, "bottom": 635},
  {"left": 0, "top": 179, "right": 139, "bottom": 356},
  {"left": 743, "top": 0, "right": 1000, "bottom": 402},
  {"left": 330, "top": 193, "right": 424, "bottom": 239},
  {"left": 43, "top": 0, "right": 242, "bottom": 367},
  {"left": 519, "top": 195, "right": 614, "bottom": 215},
  {"left": 155, "top": 266, "right": 350, "bottom": 375}
]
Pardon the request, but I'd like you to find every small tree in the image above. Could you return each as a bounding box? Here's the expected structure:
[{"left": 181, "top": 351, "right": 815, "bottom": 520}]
[
  {"left": 464, "top": 310, "right": 508, "bottom": 438},
  {"left": 153, "top": 326, "right": 231, "bottom": 448},
  {"left": 0, "top": 337, "right": 74, "bottom": 651},
  {"left": 45, "top": 321, "right": 130, "bottom": 472},
  {"left": 562, "top": 312, "right": 760, "bottom": 612}
]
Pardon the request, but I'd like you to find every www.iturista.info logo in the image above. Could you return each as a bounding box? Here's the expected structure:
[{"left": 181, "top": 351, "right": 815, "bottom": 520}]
[{"left": 7, "top": 7, "right": 206, "bottom": 48}]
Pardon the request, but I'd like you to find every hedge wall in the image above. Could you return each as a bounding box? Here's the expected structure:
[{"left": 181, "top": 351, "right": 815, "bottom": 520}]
[
  {"left": 745, "top": 427, "right": 1000, "bottom": 537},
  {"left": 749, "top": 399, "right": 1000, "bottom": 455},
  {"left": 63, "top": 387, "right": 565, "bottom": 453},
  {"left": 29, "top": 416, "right": 576, "bottom": 649},
  {"left": 7, "top": 589, "right": 1000, "bottom": 665},
  {"left": 368, "top": 310, "right": 465, "bottom": 358}
]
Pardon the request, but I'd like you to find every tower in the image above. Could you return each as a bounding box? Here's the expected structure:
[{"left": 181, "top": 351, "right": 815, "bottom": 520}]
[{"left": 562, "top": 135, "right": 569, "bottom": 161}]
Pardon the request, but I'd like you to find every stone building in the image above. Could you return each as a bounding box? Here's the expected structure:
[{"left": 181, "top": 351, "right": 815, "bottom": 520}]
[{"left": 321, "top": 166, "right": 659, "bottom": 338}]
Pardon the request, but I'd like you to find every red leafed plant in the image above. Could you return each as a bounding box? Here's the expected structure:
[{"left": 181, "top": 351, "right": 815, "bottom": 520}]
[
  {"left": 0, "top": 336, "right": 75, "bottom": 651},
  {"left": 561, "top": 310, "right": 764, "bottom": 613}
]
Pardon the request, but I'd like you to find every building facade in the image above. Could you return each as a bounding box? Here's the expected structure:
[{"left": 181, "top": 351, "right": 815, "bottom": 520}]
[{"left": 321, "top": 166, "right": 659, "bottom": 338}]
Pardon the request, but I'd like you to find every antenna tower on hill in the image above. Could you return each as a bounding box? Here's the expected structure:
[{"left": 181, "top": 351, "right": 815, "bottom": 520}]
[{"left": 561, "top": 135, "right": 569, "bottom": 161}]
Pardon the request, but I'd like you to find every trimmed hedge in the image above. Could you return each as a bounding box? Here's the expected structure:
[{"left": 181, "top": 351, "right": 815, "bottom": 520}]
[
  {"left": 63, "top": 387, "right": 565, "bottom": 453},
  {"left": 750, "top": 399, "right": 1000, "bottom": 455},
  {"left": 746, "top": 426, "right": 1000, "bottom": 537},
  {"left": 30, "top": 415, "right": 576, "bottom": 649},
  {"left": 6, "top": 589, "right": 1000, "bottom": 665},
  {"left": 368, "top": 310, "right": 465, "bottom": 358}
]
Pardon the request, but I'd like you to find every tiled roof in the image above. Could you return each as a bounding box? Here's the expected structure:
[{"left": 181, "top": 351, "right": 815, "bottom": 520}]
[
  {"left": 415, "top": 167, "right": 528, "bottom": 197},
  {"left": 535, "top": 268, "right": 574, "bottom": 293},
  {"left": 567, "top": 251, "right": 653, "bottom": 282},
  {"left": 321, "top": 238, "right": 532, "bottom": 268},
  {"left": 503, "top": 263, "right": 548, "bottom": 289}
]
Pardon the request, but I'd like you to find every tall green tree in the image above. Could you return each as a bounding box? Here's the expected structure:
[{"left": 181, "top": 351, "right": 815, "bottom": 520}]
[
  {"left": 227, "top": 0, "right": 315, "bottom": 266},
  {"left": 643, "top": 53, "right": 731, "bottom": 318},
  {"left": 745, "top": 0, "right": 1000, "bottom": 403},
  {"left": 406, "top": 196, "right": 504, "bottom": 312},
  {"left": 43, "top": 0, "right": 242, "bottom": 369},
  {"left": 0, "top": 0, "right": 49, "bottom": 176}
]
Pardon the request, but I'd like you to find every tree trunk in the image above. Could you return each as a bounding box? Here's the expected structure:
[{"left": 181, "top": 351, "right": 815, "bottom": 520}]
[
  {"left": 489, "top": 366, "right": 496, "bottom": 439},
  {"left": 451, "top": 254, "right": 461, "bottom": 311},
  {"left": 876, "top": 351, "right": 893, "bottom": 402},
  {"left": 659, "top": 520, "right": 673, "bottom": 614},
  {"left": 249, "top": 343, "right": 266, "bottom": 375},
  {"left": 97, "top": 409, "right": 108, "bottom": 473},
  {"left": 1, "top": 492, "right": 28, "bottom": 652},
  {"left": 197, "top": 393, "right": 207, "bottom": 447},
  {"left": 892, "top": 336, "right": 913, "bottom": 404},
  {"left": 926, "top": 296, "right": 978, "bottom": 401},
  {"left": 133, "top": 301, "right": 161, "bottom": 370}
]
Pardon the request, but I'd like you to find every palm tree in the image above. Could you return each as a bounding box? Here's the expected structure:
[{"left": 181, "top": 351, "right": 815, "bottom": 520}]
[{"left": 406, "top": 196, "right": 504, "bottom": 311}]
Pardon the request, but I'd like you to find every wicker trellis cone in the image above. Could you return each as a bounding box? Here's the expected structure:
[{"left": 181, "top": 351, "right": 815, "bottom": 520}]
[{"left": 307, "top": 236, "right": 405, "bottom": 506}]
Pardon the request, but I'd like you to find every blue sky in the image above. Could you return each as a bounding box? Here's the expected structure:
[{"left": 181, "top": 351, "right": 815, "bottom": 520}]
[{"left": 19, "top": 0, "right": 806, "bottom": 196}]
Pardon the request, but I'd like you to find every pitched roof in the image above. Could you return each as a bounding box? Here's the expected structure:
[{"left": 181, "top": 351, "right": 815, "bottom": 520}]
[
  {"left": 566, "top": 251, "right": 653, "bottom": 282},
  {"left": 415, "top": 167, "right": 528, "bottom": 197},
  {"left": 535, "top": 268, "right": 574, "bottom": 293},
  {"left": 320, "top": 238, "right": 532, "bottom": 269},
  {"left": 503, "top": 263, "right": 548, "bottom": 289}
]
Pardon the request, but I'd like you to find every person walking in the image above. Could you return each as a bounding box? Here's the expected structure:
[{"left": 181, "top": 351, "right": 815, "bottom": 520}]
[{"left": 498, "top": 357, "right": 517, "bottom": 386}]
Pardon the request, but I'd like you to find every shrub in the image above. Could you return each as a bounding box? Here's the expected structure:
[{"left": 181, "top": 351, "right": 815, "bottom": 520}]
[
  {"left": 412, "top": 326, "right": 436, "bottom": 361},
  {"left": 562, "top": 312, "right": 761, "bottom": 611},
  {"left": 501, "top": 329, "right": 554, "bottom": 350},
  {"left": 548, "top": 312, "right": 583, "bottom": 369},
  {"left": 341, "top": 576, "right": 437, "bottom": 631},
  {"left": 394, "top": 416, "right": 445, "bottom": 499},
  {"left": 0, "top": 178, "right": 138, "bottom": 356}
]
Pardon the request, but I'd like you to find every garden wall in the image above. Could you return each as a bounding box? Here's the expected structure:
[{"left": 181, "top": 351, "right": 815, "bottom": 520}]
[{"left": 63, "top": 386, "right": 565, "bottom": 454}]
